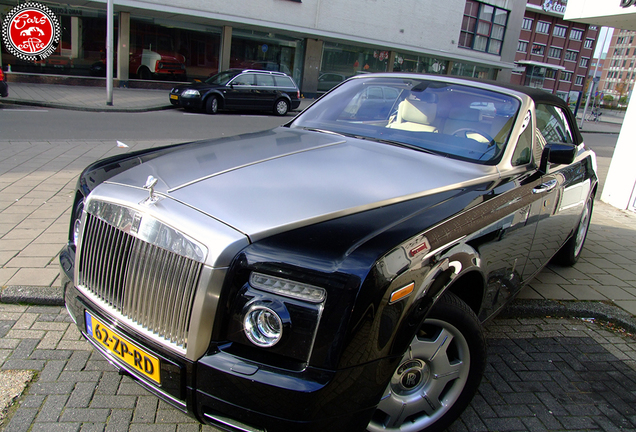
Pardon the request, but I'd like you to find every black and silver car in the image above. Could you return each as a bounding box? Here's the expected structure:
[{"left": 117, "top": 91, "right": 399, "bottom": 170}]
[
  {"left": 170, "top": 69, "right": 301, "bottom": 116},
  {"left": 61, "top": 73, "right": 597, "bottom": 432}
]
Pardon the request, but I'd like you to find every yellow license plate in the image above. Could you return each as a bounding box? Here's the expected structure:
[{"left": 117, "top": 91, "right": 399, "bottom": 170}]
[
  {"left": 85, "top": 311, "right": 161, "bottom": 384},
  {"left": 170, "top": 94, "right": 178, "bottom": 100}
]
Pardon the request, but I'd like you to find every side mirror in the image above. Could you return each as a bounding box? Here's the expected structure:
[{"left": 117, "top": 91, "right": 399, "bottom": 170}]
[{"left": 539, "top": 142, "right": 577, "bottom": 174}]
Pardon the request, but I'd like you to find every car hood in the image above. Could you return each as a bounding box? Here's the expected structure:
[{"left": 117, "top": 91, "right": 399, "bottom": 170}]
[{"left": 105, "top": 127, "right": 497, "bottom": 241}]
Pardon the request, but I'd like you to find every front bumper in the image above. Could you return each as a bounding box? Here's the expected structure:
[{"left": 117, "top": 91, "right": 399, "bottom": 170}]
[
  {"left": 170, "top": 94, "right": 202, "bottom": 109},
  {"left": 60, "top": 243, "right": 382, "bottom": 432}
]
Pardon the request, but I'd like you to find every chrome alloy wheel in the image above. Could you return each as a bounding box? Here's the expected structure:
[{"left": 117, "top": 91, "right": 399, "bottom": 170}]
[{"left": 368, "top": 319, "right": 471, "bottom": 432}]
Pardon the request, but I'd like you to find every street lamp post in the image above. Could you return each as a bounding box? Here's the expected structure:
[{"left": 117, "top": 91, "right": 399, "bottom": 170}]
[{"left": 106, "top": 0, "right": 113, "bottom": 106}]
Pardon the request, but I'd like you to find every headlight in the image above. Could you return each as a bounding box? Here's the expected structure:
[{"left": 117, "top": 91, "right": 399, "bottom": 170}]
[
  {"left": 182, "top": 89, "right": 200, "bottom": 97},
  {"left": 243, "top": 304, "right": 283, "bottom": 347}
]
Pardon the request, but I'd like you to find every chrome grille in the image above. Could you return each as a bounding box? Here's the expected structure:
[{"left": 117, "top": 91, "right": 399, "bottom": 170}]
[{"left": 78, "top": 212, "right": 203, "bottom": 351}]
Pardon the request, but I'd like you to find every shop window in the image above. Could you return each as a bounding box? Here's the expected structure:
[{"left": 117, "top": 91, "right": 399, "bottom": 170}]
[
  {"left": 450, "top": 61, "right": 495, "bottom": 79},
  {"left": 459, "top": 0, "right": 508, "bottom": 55},
  {"left": 393, "top": 54, "right": 448, "bottom": 74}
]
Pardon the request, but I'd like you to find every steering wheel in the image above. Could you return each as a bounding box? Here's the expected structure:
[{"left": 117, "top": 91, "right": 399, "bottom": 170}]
[{"left": 452, "top": 128, "right": 494, "bottom": 144}]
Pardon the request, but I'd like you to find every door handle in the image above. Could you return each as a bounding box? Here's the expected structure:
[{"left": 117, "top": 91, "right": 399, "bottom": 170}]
[{"left": 532, "top": 179, "right": 557, "bottom": 194}]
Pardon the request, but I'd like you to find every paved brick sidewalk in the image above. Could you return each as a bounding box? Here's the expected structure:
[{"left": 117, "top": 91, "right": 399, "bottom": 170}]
[{"left": 2, "top": 304, "right": 636, "bottom": 431}]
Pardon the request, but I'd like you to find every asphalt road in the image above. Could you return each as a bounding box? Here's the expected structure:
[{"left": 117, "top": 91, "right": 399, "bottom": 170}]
[{"left": 0, "top": 106, "right": 293, "bottom": 141}]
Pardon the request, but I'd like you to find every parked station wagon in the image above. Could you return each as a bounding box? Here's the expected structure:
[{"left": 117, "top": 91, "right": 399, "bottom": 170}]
[
  {"left": 61, "top": 73, "right": 597, "bottom": 432},
  {"left": 170, "top": 69, "right": 301, "bottom": 116}
]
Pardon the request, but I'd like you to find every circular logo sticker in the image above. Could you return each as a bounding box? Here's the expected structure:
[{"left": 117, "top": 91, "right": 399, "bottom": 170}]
[{"left": 1, "top": 2, "right": 60, "bottom": 61}]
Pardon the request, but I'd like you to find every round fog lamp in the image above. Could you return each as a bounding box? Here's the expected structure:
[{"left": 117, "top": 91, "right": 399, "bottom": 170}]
[{"left": 244, "top": 305, "right": 283, "bottom": 348}]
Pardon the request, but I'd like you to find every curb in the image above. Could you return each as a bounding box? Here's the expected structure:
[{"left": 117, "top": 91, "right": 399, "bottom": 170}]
[
  {"left": 0, "top": 286, "right": 64, "bottom": 306},
  {"left": 500, "top": 298, "right": 636, "bottom": 334},
  {"left": 0, "top": 99, "right": 176, "bottom": 113}
]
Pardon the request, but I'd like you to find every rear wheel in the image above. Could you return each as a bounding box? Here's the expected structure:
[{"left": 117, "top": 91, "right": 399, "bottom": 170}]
[
  {"left": 553, "top": 194, "right": 594, "bottom": 266},
  {"left": 274, "top": 99, "right": 289, "bottom": 116},
  {"left": 205, "top": 96, "right": 219, "bottom": 114},
  {"left": 367, "top": 292, "right": 486, "bottom": 432}
]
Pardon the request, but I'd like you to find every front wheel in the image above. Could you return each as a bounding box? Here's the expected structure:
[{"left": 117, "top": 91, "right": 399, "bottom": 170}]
[
  {"left": 205, "top": 96, "right": 219, "bottom": 114},
  {"left": 368, "top": 292, "right": 486, "bottom": 432},
  {"left": 274, "top": 99, "right": 290, "bottom": 116}
]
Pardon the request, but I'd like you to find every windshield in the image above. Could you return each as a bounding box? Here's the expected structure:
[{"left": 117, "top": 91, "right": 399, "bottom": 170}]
[
  {"left": 206, "top": 70, "right": 242, "bottom": 85},
  {"left": 290, "top": 77, "right": 521, "bottom": 164}
]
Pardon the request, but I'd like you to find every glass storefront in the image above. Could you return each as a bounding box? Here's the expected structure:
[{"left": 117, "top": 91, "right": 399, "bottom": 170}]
[
  {"left": 393, "top": 53, "right": 448, "bottom": 74},
  {"left": 229, "top": 29, "right": 304, "bottom": 86},
  {"left": 1, "top": 0, "right": 502, "bottom": 92},
  {"left": 451, "top": 61, "right": 496, "bottom": 80}
]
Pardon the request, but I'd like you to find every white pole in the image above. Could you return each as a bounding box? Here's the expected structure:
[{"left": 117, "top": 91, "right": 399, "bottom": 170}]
[
  {"left": 106, "top": 0, "right": 114, "bottom": 106},
  {"left": 580, "top": 27, "right": 610, "bottom": 129}
]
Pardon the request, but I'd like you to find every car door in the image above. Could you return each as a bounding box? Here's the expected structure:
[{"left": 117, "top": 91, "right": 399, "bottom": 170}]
[
  {"left": 225, "top": 73, "right": 257, "bottom": 109},
  {"left": 521, "top": 103, "right": 590, "bottom": 280},
  {"left": 255, "top": 74, "right": 278, "bottom": 109},
  {"left": 467, "top": 109, "right": 550, "bottom": 320}
]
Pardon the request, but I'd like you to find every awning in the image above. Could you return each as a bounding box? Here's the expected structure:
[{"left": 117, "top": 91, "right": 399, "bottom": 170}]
[{"left": 515, "top": 60, "right": 567, "bottom": 71}]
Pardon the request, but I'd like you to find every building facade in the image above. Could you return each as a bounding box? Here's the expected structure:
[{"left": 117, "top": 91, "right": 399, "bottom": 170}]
[
  {"left": 1, "top": 0, "right": 528, "bottom": 95},
  {"left": 511, "top": 0, "right": 598, "bottom": 106},
  {"left": 598, "top": 28, "right": 636, "bottom": 105}
]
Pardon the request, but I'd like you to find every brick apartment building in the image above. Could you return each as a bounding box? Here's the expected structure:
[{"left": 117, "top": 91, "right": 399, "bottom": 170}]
[
  {"left": 511, "top": 0, "right": 599, "bottom": 104},
  {"left": 598, "top": 28, "right": 636, "bottom": 104}
]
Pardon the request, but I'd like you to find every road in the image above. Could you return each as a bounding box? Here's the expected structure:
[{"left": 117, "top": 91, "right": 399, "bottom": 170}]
[{"left": 0, "top": 105, "right": 292, "bottom": 142}]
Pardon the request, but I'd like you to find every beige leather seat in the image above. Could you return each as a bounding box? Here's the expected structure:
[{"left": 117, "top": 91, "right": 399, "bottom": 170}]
[{"left": 387, "top": 99, "right": 438, "bottom": 132}]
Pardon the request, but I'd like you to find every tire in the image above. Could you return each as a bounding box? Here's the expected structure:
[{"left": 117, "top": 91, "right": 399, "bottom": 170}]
[
  {"left": 138, "top": 67, "right": 151, "bottom": 80},
  {"left": 205, "top": 96, "right": 219, "bottom": 114},
  {"left": 274, "top": 99, "right": 289, "bottom": 116},
  {"left": 553, "top": 194, "right": 593, "bottom": 266},
  {"left": 368, "top": 292, "right": 486, "bottom": 432}
]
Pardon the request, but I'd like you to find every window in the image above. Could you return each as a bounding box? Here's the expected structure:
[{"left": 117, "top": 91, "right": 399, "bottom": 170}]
[
  {"left": 564, "top": 50, "right": 578, "bottom": 62},
  {"left": 545, "top": 69, "right": 557, "bottom": 79},
  {"left": 627, "top": 48, "right": 631, "bottom": 56},
  {"left": 532, "top": 44, "right": 545, "bottom": 56},
  {"left": 580, "top": 58, "right": 589, "bottom": 68},
  {"left": 537, "top": 21, "right": 550, "bottom": 34},
  {"left": 459, "top": 1, "right": 509, "bottom": 55},
  {"left": 548, "top": 47, "right": 562, "bottom": 59},
  {"left": 553, "top": 25, "right": 567, "bottom": 38},
  {"left": 522, "top": 18, "right": 533, "bottom": 31},
  {"left": 512, "top": 111, "right": 533, "bottom": 166},
  {"left": 535, "top": 104, "right": 574, "bottom": 145},
  {"left": 518, "top": 41, "right": 528, "bottom": 52},
  {"left": 584, "top": 39, "right": 594, "bottom": 49},
  {"left": 570, "top": 29, "right": 584, "bottom": 40},
  {"left": 561, "top": 71, "right": 573, "bottom": 82},
  {"left": 575, "top": 76, "right": 584, "bottom": 86}
]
